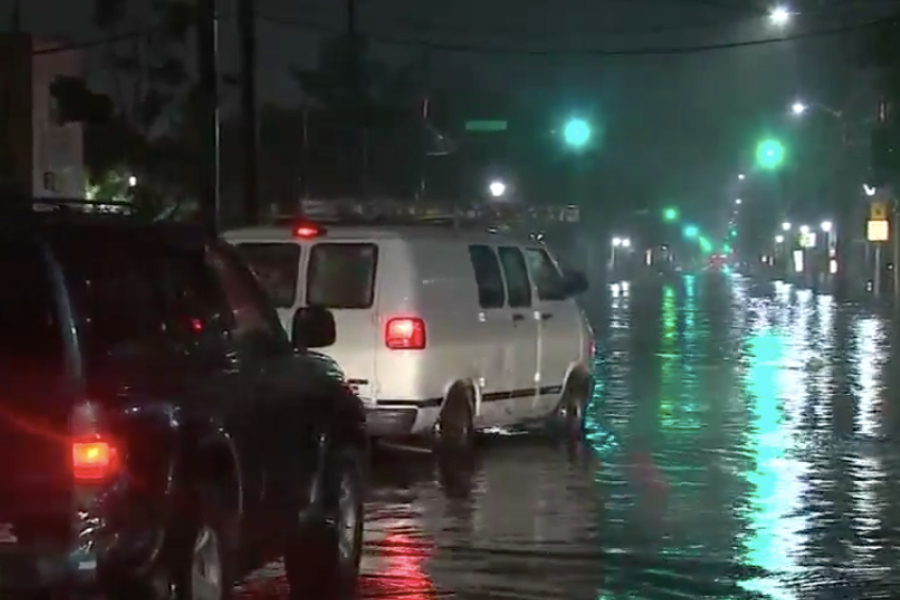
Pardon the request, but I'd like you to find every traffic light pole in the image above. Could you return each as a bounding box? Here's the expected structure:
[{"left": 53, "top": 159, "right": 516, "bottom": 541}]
[
  {"left": 238, "top": 0, "right": 259, "bottom": 225},
  {"left": 196, "top": 0, "right": 220, "bottom": 235}
]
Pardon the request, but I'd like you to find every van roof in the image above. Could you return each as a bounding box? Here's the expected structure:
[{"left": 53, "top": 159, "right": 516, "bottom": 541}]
[{"left": 223, "top": 224, "right": 537, "bottom": 245}]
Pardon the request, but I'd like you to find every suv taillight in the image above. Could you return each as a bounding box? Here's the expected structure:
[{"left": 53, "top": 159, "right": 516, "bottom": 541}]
[
  {"left": 70, "top": 400, "right": 120, "bottom": 483},
  {"left": 385, "top": 317, "right": 426, "bottom": 350},
  {"left": 72, "top": 439, "right": 118, "bottom": 482}
]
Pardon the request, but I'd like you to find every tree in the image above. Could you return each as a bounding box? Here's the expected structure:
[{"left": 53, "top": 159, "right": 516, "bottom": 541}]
[
  {"left": 292, "top": 34, "right": 424, "bottom": 197},
  {"left": 91, "top": 0, "right": 193, "bottom": 134},
  {"left": 863, "top": 13, "right": 900, "bottom": 188}
]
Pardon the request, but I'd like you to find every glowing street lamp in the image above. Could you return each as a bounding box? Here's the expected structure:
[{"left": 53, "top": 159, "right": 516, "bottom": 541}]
[
  {"left": 781, "top": 222, "right": 792, "bottom": 231},
  {"left": 820, "top": 220, "right": 833, "bottom": 233},
  {"left": 790, "top": 101, "right": 807, "bottom": 116},
  {"left": 738, "top": 173, "right": 745, "bottom": 180},
  {"left": 488, "top": 180, "right": 506, "bottom": 197},
  {"left": 769, "top": 5, "right": 791, "bottom": 26},
  {"left": 799, "top": 224, "right": 810, "bottom": 235},
  {"left": 735, "top": 198, "right": 742, "bottom": 205},
  {"left": 775, "top": 234, "right": 785, "bottom": 243}
]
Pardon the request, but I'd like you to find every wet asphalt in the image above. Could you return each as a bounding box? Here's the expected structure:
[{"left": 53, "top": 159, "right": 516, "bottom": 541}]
[{"left": 236, "top": 273, "right": 900, "bottom": 600}]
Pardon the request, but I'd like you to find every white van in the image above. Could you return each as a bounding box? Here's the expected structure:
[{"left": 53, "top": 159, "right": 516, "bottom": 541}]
[{"left": 223, "top": 218, "right": 595, "bottom": 449}]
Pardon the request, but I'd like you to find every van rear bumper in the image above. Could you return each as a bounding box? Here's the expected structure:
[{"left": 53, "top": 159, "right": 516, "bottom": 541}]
[{"left": 365, "top": 407, "right": 419, "bottom": 436}]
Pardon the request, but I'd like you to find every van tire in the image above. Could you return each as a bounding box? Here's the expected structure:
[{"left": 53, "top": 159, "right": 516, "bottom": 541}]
[
  {"left": 552, "top": 375, "right": 591, "bottom": 440},
  {"left": 433, "top": 387, "right": 475, "bottom": 456}
]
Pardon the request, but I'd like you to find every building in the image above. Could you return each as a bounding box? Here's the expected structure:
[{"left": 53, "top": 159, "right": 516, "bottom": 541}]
[{"left": 0, "top": 33, "right": 85, "bottom": 199}]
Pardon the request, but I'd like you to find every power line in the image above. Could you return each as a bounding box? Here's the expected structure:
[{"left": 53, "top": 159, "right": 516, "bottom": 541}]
[
  {"left": 258, "top": 13, "right": 891, "bottom": 57},
  {"left": 31, "top": 25, "right": 167, "bottom": 56}
]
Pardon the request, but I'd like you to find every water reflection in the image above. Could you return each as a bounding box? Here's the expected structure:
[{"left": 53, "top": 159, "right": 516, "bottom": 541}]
[{"left": 235, "top": 275, "right": 900, "bottom": 600}]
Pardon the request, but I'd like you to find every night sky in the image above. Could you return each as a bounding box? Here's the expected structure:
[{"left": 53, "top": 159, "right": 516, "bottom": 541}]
[{"left": 5, "top": 0, "right": 895, "bottom": 233}]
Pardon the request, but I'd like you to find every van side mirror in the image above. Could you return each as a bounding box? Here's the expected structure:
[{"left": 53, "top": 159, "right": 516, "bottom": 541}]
[
  {"left": 291, "top": 306, "right": 336, "bottom": 349},
  {"left": 562, "top": 270, "right": 588, "bottom": 296}
]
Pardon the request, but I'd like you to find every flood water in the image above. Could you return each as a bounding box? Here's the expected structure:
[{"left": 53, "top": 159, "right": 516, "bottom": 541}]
[{"left": 238, "top": 273, "right": 900, "bottom": 600}]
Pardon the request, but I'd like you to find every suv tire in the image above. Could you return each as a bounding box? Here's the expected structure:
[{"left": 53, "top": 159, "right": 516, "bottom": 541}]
[{"left": 285, "top": 447, "right": 365, "bottom": 600}]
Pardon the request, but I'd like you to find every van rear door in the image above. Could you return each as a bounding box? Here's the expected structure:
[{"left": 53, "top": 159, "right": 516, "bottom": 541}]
[{"left": 303, "top": 242, "right": 379, "bottom": 404}]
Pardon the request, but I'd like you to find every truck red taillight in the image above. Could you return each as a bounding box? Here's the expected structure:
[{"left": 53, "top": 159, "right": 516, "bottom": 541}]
[
  {"left": 385, "top": 317, "right": 426, "bottom": 350},
  {"left": 72, "top": 439, "right": 119, "bottom": 482}
]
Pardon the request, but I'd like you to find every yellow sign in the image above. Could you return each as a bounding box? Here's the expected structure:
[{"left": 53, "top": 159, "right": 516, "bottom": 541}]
[
  {"left": 867, "top": 219, "right": 890, "bottom": 242},
  {"left": 870, "top": 202, "right": 889, "bottom": 221}
]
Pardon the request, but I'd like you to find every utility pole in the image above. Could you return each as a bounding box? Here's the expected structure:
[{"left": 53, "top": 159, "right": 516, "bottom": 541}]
[
  {"left": 195, "top": 0, "right": 220, "bottom": 235},
  {"left": 238, "top": 0, "right": 258, "bottom": 225},
  {"left": 346, "top": 0, "right": 363, "bottom": 197}
]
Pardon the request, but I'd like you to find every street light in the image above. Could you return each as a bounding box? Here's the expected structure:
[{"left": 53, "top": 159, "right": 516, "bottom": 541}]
[
  {"left": 791, "top": 101, "right": 807, "bottom": 116},
  {"left": 738, "top": 173, "right": 745, "bottom": 180},
  {"left": 735, "top": 198, "right": 742, "bottom": 205},
  {"left": 820, "top": 220, "right": 833, "bottom": 233},
  {"left": 488, "top": 180, "right": 506, "bottom": 197},
  {"left": 781, "top": 221, "right": 792, "bottom": 231},
  {"left": 864, "top": 184, "right": 877, "bottom": 196},
  {"left": 799, "top": 224, "right": 810, "bottom": 234},
  {"left": 683, "top": 225, "right": 699, "bottom": 238},
  {"left": 621, "top": 238, "right": 631, "bottom": 248},
  {"left": 775, "top": 234, "right": 785, "bottom": 243},
  {"left": 769, "top": 5, "right": 791, "bottom": 26},
  {"left": 612, "top": 237, "right": 631, "bottom": 248},
  {"left": 663, "top": 207, "right": 679, "bottom": 221}
]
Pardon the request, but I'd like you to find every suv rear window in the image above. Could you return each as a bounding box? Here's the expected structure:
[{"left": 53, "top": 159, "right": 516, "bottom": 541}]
[
  {"left": 307, "top": 243, "right": 378, "bottom": 309},
  {"left": 0, "top": 238, "right": 64, "bottom": 374},
  {"left": 233, "top": 243, "right": 301, "bottom": 308}
]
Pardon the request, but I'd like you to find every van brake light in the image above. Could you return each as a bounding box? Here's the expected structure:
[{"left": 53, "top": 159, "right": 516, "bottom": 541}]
[
  {"left": 72, "top": 439, "right": 119, "bottom": 482},
  {"left": 385, "top": 317, "right": 426, "bottom": 350},
  {"left": 293, "top": 223, "right": 323, "bottom": 238}
]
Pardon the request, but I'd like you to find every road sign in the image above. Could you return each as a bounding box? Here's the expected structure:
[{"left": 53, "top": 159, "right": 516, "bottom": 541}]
[
  {"left": 870, "top": 201, "right": 889, "bottom": 221},
  {"left": 465, "top": 120, "right": 507, "bottom": 132},
  {"left": 867, "top": 219, "right": 889, "bottom": 242}
]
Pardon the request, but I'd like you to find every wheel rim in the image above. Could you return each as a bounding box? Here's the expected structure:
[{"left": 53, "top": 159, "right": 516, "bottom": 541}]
[
  {"left": 191, "top": 526, "right": 222, "bottom": 600},
  {"left": 336, "top": 471, "right": 359, "bottom": 563}
]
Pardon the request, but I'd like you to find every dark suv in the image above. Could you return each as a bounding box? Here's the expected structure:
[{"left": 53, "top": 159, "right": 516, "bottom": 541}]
[{"left": 0, "top": 203, "right": 367, "bottom": 599}]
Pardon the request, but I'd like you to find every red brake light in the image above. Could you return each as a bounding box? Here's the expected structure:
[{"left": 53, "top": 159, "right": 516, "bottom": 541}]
[
  {"left": 293, "top": 223, "right": 322, "bottom": 238},
  {"left": 385, "top": 317, "right": 426, "bottom": 350},
  {"left": 72, "top": 439, "right": 119, "bottom": 482}
]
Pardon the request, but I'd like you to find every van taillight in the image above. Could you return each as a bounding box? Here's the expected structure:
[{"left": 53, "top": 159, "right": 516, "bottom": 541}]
[
  {"left": 72, "top": 439, "right": 119, "bottom": 482},
  {"left": 385, "top": 317, "right": 426, "bottom": 350}
]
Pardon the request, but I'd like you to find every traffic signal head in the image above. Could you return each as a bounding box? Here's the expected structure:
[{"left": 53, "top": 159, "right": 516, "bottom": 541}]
[
  {"left": 683, "top": 225, "right": 699, "bottom": 238},
  {"left": 563, "top": 118, "right": 591, "bottom": 148},
  {"left": 663, "top": 207, "right": 679, "bottom": 221},
  {"left": 755, "top": 139, "right": 785, "bottom": 170}
]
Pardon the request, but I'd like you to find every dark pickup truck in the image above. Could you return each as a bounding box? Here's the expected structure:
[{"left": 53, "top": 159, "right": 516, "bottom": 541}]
[{"left": 0, "top": 202, "right": 367, "bottom": 599}]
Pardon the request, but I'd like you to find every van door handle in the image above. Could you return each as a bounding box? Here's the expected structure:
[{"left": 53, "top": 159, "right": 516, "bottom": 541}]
[
  {"left": 512, "top": 313, "right": 525, "bottom": 322},
  {"left": 540, "top": 312, "right": 553, "bottom": 320}
]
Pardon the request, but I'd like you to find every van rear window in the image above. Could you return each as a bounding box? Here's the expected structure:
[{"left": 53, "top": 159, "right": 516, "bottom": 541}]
[
  {"left": 233, "top": 243, "right": 301, "bottom": 308},
  {"left": 307, "top": 243, "right": 378, "bottom": 309}
]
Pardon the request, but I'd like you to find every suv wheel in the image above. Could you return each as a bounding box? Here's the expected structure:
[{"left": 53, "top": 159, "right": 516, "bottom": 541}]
[{"left": 286, "top": 448, "right": 364, "bottom": 600}]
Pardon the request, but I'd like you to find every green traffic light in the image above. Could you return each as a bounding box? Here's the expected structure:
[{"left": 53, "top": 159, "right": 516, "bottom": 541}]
[
  {"left": 563, "top": 118, "right": 591, "bottom": 147},
  {"left": 683, "top": 225, "right": 699, "bottom": 238},
  {"left": 756, "top": 139, "right": 785, "bottom": 169},
  {"left": 663, "top": 207, "right": 679, "bottom": 221},
  {"left": 698, "top": 237, "right": 713, "bottom": 253}
]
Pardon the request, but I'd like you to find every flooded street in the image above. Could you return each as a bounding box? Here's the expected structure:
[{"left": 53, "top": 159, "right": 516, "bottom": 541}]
[{"left": 238, "top": 273, "right": 900, "bottom": 600}]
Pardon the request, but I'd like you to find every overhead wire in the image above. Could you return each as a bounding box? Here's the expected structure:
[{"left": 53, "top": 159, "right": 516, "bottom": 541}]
[{"left": 257, "top": 12, "right": 895, "bottom": 57}]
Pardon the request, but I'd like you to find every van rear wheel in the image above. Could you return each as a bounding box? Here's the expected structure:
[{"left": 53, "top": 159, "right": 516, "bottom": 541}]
[
  {"left": 552, "top": 376, "right": 591, "bottom": 439},
  {"left": 433, "top": 390, "right": 475, "bottom": 455}
]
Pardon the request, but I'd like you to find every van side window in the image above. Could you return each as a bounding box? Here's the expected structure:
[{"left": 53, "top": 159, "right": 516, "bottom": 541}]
[
  {"left": 307, "top": 243, "right": 378, "bottom": 309},
  {"left": 525, "top": 248, "right": 567, "bottom": 301},
  {"left": 467, "top": 245, "right": 506, "bottom": 309},
  {"left": 497, "top": 247, "right": 532, "bottom": 308}
]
